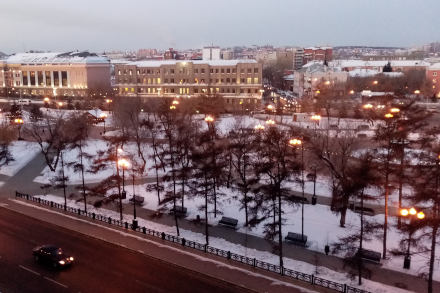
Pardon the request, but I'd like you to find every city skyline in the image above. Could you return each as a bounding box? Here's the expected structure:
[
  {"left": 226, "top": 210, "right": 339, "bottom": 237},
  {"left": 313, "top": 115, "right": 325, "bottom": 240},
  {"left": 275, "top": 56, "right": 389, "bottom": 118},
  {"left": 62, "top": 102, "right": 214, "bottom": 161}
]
[{"left": 1, "top": 0, "right": 439, "bottom": 53}]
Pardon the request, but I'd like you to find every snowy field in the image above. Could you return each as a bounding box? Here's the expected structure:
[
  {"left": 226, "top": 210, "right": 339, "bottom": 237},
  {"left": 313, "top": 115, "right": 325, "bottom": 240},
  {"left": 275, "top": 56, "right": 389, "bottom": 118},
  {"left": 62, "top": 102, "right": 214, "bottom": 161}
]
[
  {"left": 0, "top": 141, "right": 41, "bottom": 176},
  {"left": 34, "top": 194, "right": 414, "bottom": 293}
]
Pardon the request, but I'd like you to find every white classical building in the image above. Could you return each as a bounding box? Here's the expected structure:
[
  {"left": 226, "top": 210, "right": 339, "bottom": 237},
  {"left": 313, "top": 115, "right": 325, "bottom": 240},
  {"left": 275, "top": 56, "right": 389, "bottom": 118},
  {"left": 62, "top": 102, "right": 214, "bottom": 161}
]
[{"left": 0, "top": 51, "right": 111, "bottom": 97}]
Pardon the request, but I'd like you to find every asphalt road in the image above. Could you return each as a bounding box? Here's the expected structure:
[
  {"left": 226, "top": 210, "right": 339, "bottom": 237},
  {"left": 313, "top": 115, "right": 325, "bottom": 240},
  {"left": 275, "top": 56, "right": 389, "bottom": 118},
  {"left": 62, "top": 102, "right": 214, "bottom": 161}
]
[{"left": 0, "top": 208, "right": 253, "bottom": 293}]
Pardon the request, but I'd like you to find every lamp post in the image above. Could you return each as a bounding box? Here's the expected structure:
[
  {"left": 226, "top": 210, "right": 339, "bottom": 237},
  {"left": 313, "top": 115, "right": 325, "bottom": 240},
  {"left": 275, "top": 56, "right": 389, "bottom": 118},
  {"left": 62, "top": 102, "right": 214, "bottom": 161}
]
[
  {"left": 311, "top": 114, "right": 321, "bottom": 135},
  {"left": 118, "top": 158, "right": 130, "bottom": 200},
  {"left": 289, "top": 138, "right": 305, "bottom": 240},
  {"left": 131, "top": 167, "right": 138, "bottom": 230},
  {"left": 100, "top": 113, "right": 108, "bottom": 134},
  {"left": 400, "top": 207, "right": 425, "bottom": 269},
  {"left": 14, "top": 118, "right": 24, "bottom": 140}
]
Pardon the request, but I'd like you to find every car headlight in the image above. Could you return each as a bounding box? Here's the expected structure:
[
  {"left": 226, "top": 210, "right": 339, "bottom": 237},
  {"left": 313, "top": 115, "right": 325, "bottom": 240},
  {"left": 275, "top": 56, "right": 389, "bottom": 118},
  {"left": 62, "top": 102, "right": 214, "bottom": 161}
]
[
  {"left": 59, "top": 260, "right": 65, "bottom": 265},
  {"left": 69, "top": 257, "right": 74, "bottom": 261}
]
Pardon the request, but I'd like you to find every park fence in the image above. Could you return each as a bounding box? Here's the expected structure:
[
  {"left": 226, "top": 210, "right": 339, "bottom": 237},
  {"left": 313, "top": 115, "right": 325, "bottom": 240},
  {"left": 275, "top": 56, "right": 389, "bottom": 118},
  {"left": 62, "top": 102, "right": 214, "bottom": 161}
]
[{"left": 15, "top": 191, "right": 369, "bottom": 293}]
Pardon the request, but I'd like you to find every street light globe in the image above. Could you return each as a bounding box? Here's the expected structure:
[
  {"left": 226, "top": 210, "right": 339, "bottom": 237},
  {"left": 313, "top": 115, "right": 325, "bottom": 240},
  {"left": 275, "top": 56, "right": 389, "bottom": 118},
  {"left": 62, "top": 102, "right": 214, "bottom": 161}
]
[
  {"left": 118, "top": 158, "right": 130, "bottom": 169},
  {"left": 384, "top": 113, "right": 394, "bottom": 119},
  {"left": 43, "top": 97, "right": 50, "bottom": 102},
  {"left": 373, "top": 80, "right": 378, "bottom": 85},
  {"left": 100, "top": 113, "right": 107, "bottom": 118},
  {"left": 409, "top": 207, "right": 417, "bottom": 215},
  {"left": 267, "top": 104, "right": 274, "bottom": 110},
  {"left": 289, "top": 138, "right": 302, "bottom": 146},
  {"left": 400, "top": 209, "right": 409, "bottom": 216},
  {"left": 58, "top": 102, "right": 63, "bottom": 106},
  {"left": 362, "top": 104, "right": 373, "bottom": 109},
  {"left": 204, "top": 115, "right": 214, "bottom": 123},
  {"left": 390, "top": 108, "right": 400, "bottom": 113},
  {"left": 172, "top": 100, "right": 179, "bottom": 105},
  {"left": 254, "top": 124, "right": 265, "bottom": 130},
  {"left": 311, "top": 114, "right": 321, "bottom": 121},
  {"left": 414, "top": 90, "right": 421, "bottom": 94},
  {"left": 417, "top": 211, "right": 425, "bottom": 220},
  {"left": 265, "top": 119, "right": 275, "bottom": 125},
  {"left": 170, "top": 105, "right": 176, "bottom": 110}
]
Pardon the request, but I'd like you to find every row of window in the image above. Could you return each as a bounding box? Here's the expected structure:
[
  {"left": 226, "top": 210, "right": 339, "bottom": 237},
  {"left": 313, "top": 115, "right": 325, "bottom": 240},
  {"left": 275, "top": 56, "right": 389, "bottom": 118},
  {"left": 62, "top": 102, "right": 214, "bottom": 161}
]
[
  {"left": 118, "top": 67, "right": 259, "bottom": 76},
  {"left": 119, "top": 77, "right": 260, "bottom": 85},
  {"left": 20, "top": 71, "right": 68, "bottom": 87},
  {"left": 122, "top": 87, "right": 261, "bottom": 95}
]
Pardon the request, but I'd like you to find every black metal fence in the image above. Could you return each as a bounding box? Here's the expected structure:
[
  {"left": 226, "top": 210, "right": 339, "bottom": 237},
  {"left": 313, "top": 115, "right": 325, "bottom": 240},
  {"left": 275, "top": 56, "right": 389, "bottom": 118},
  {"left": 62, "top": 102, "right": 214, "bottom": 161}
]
[{"left": 15, "top": 191, "right": 369, "bottom": 293}]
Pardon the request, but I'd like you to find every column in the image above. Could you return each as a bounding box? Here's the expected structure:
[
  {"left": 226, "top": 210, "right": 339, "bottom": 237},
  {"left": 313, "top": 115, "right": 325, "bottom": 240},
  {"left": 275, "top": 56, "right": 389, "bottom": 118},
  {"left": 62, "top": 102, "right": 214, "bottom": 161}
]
[
  {"left": 27, "top": 71, "right": 31, "bottom": 87},
  {"left": 51, "top": 71, "right": 54, "bottom": 87},
  {"left": 58, "top": 71, "right": 62, "bottom": 88},
  {"left": 35, "top": 71, "right": 38, "bottom": 87}
]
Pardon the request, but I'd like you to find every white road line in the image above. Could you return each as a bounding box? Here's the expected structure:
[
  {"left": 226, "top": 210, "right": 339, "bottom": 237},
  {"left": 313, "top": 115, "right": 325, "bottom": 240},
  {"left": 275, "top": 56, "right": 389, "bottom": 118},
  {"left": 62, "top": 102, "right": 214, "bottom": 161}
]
[
  {"left": 119, "top": 244, "right": 127, "bottom": 248},
  {"left": 43, "top": 276, "right": 68, "bottom": 288},
  {"left": 19, "top": 265, "right": 41, "bottom": 276},
  {"left": 137, "top": 249, "right": 144, "bottom": 254},
  {"left": 0, "top": 203, "right": 8, "bottom": 207}
]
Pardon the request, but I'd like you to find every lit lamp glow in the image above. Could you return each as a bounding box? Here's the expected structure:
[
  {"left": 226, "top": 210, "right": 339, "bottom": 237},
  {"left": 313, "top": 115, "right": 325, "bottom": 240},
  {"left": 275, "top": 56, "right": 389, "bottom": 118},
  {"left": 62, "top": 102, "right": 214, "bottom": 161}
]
[
  {"left": 265, "top": 119, "right": 275, "bottom": 125},
  {"left": 362, "top": 104, "right": 373, "bottom": 109},
  {"left": 384, "top": 113, "right": 394, "bottom": 119},
  {"left": 390, "top": 108, "right": 400, "bottom": 113},
  {"left": 254, "top": 124, "right": 265, "bottom": 130},
  {"left": 204, "top": 115, "right": 214, "bottom": 123},
  {"left": 289, "top": 138, "right": 302, "bottom": 146}
]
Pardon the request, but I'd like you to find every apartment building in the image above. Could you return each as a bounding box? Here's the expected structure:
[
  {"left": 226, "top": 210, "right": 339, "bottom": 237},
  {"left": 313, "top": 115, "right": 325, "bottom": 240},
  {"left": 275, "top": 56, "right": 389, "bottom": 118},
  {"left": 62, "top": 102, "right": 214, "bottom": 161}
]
[
  {"left": 303, "top": 47, "right": 333, "bottom": 64},
  {"left": 115, "top": 59, "right": 263, "bottom": 110},
  {"left": 0, "top": 51, "right": 111, "bottom": 97}
]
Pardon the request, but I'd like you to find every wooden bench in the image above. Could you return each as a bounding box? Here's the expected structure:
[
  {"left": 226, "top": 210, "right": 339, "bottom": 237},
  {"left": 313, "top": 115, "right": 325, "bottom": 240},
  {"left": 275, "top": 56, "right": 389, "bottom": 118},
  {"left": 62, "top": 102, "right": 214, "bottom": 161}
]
[
  {"left": 356, "top": 248, "right": 381, "bottom": 264},
  {"left": 170, "top": 206, "right": 187, "bottom": 217},
  {"left": 129, "top": 195, "right": 144, "bottom": 205},
  {"left": 218, "top": 217, "right": 238, "bottom": 229},
  {"left": 285, "top": 232, "right": 308, "bottom": 246}
]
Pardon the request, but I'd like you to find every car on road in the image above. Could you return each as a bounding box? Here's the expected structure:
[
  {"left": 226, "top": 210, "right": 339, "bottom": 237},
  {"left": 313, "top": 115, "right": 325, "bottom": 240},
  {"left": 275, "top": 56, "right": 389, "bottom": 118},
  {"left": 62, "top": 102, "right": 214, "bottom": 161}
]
[{"left": 33, "top": 245, "right": 74, "bottom": 269}]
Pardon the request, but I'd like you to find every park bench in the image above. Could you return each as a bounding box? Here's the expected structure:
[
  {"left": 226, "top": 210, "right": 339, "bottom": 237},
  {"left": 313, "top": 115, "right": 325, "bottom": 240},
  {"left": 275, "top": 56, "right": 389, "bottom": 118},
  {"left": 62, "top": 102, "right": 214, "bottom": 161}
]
[
  {"left": 218, "top": 217, "right": 238, "bottom": 229},
  {"left": 356, "top": 248, "right": 381, "bottom": 264},
  {"left": 285, "top": 232, "right": 307, "bottom": 246},
  {"left": 129, "top": 195, "right": 144, "bottom": 205},
  {"left": 170, "top": 206, "right": 187, "bottom": 217}
]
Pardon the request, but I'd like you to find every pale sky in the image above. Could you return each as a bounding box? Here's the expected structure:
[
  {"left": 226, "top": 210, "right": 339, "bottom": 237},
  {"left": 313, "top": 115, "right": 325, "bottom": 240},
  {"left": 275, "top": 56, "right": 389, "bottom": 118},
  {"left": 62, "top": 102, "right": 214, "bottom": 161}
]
[{"left": 1, "top": 0, "right": 439, "bottom": 53}]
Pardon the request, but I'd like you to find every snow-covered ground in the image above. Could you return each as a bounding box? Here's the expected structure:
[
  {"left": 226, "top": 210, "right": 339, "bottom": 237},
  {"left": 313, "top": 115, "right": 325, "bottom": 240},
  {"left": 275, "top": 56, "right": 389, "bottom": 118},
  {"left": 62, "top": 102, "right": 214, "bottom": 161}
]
[
  {"left": 0, "top": 141, "right": 41, "bottom": 176},
  {"left": 33, "top": 139, "right": 162, "bottom": 185},
  {"left": 34, "top": 194, "right": 413, "bottom": 293}
]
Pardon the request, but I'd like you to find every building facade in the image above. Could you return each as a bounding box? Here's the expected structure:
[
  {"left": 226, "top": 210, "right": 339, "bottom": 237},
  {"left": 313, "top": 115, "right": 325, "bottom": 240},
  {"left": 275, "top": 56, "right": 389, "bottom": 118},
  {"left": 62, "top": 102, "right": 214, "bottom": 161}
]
[
  {"left": 0, "top": 52, "right": 111, "bottom": 97},
  {"left": 427, "top": 63, "right": 440, "bottom": 97},
  {"left": 303, "top": 47, "right": 333, "bottom": 64},
  {"left": 115, "top": 59, "right": 263, "bottom": 110}
]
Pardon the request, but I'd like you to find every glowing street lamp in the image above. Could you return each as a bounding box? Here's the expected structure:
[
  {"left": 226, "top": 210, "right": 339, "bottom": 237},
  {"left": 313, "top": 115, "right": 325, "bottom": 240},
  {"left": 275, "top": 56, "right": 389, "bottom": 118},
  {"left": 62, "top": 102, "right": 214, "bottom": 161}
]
[
  {"left": 289, "top": 137, "right": 306, "bottom": 239},
  {"left": 204, "top": 115, "right": 214, "bottom": 123},
  {"left": 254, "top": 124, "right": 265, "bottom": 131},
  {"left": 349, "top": 90, "right": 355, "bottom": 95},
  {"left": 311, "top": 114, "right": 321, "bottom": 121},
  {"left": 265, "top": 119, "right": 275, "bottom": 125},
  {"left": 170, "top": 105, "right": 176, "bottom": 110},
  {"left": 384, "top": 113, "right": 394, "bottom": 119},
  {"left": 100, "top": 113, "right": 108, "bottom": 134},
  {"left": 43, "top": 97, "right": 50, "bottom": 103},
  {"left": 362, "top": 104, "right": 373, "bottom": 109},
  {"left": 414, "top": 90, "right": 420, "bottom": 94},
  {"left": 118, "top": 158, "right": 130, "bottom": 194},
  {"left": 58, "top": 101, "right": 63, "bottom": 107},
  {"left": 267, "top": 104, "right": 274, "bottom": 111},
  {"left": 390, "top": 108, "right": 400, "bottom": 113},
  {"left": 172, "top": 100, "right": 179, "bottom": 105},
  {"left": 400, "top": 207, "right": 425, "bottom": 269},
  {"left": 373, "top": 80, "right": 378, "bottom": 85},
  {"left": 324, "top": 80, "right": 331, "bottom": 85},
  {"left": 14, "top": 118, "right": 24, "bottom": 140}
]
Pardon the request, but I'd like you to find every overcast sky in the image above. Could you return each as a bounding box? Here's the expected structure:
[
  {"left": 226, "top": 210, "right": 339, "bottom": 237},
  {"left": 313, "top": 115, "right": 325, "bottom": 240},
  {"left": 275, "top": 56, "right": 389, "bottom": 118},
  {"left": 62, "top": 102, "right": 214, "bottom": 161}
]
[{"left": 1, "top": 0, "right": 439, "bottom": 53}]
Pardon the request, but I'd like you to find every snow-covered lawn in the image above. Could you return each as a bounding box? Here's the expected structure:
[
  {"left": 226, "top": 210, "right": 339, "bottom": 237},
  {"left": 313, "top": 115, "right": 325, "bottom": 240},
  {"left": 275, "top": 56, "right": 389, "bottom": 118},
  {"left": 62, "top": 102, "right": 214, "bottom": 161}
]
[
  {"left": 0, "top": 141, "right": 41, "bottom": 176},
  {"left": 33, "top": 140, "right": 162, "bottom": 185},
  {"left": 34, "top": 194, "right": 413, "bottom": 293}
]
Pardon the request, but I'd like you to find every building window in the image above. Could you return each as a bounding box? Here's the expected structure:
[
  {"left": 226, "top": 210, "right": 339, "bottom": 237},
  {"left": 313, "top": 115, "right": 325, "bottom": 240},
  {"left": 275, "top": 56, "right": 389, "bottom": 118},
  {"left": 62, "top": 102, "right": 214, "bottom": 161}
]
[
  {"left": 232, "top": 69, "right": 236, "bottom": 73},
  {"left": 227, "top": 69, "right": 230, "bottom": 73},
  {"left": 253, "top": 77, "right": 259, "bottom": 84},
  {"left": 210, "top": 69, "right": 214, "bottom": 73},
  {"left": 201, "top": 68, "right": 205, "bottom": 73},
  {"left": 118, "top": 70, "right": 121, "bottom": 75},
  {"left": 194, "top": 69, "right": 198, "bottom": 73},
  {"left": 147, "top": 69, "right": 151, "bottom": 74},
  {"left": 221, "top": 69, "right": 224, "bottom": 73},
  {"left": 30, "top": 71, "right": 36, "bottom": 86},
  {"left": 240, "top": 69, "right": 244, "bottom": 74},
  {"left": 171, "top": 78, "right": 174, "bottom": 83},
  {"left": 248, "top": 89, "right": 251, "bottom": 93},
  {"left": 170, "top": 69, "right": 174, "bottom": 74},
  {"left": 157, "top": 78, "right": 161, "bottom": 84},
  {"left": 194, "top": 89, "right": 198, "bottom": 93},
  {"left": 232, "top": 78, "right": 236, "bottom": 83},
  {"left": 247, "top": 68, "right": 252, "bottom": 73},
  {"left": 215, "top": 69, "right": 219, "bottom": 73},
  {"left": 254, "top": 68, "right": 259, "bottom": 73},
  {"left": 246, "top": 78, "right": 252, "bottom": 84},
  {"left": 129, "top": 70, "right": 133, "bottom": 75},
  {"left": 45, "top": 71, "right": 51, "bottom": 86},
  {"left": 164, "top": 79, "right": 168, "bottom": 83},
  {"left": 137, "top": 70, "right": 140, "bottom": 75},
  {"left": 434, "top": 72, "right": 438, "bottom": 76},
  {"left": 241, "top": 78, "right": 245, "bottom": 83},
  {"left": 226, "top": 78, "right": 230, "bottom": 83}
]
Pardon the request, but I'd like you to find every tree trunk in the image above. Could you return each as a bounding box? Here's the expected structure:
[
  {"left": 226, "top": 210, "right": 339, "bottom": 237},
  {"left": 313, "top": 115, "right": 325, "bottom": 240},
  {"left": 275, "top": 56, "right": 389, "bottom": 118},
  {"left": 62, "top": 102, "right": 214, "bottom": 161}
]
[
  {"left": 79, "top": 142, "right": 87, "bottom": 213},
  {"left": 358, "top": 190, "right": 364, "bottom": 286},
  {"left": 339, "top": 207, "right": 347, "bottom": 228},
  {"left": 383, "top": 169, "right": 389, "bottom": 259},
  {"left": 428, "top": 224, "right": 438, "bottom": 293},
  {"left": 277, "top": 188, "right": 283, "bottom": 268},
  {"left": 204, "top": 172, "right": 209, "bottom": 245}
]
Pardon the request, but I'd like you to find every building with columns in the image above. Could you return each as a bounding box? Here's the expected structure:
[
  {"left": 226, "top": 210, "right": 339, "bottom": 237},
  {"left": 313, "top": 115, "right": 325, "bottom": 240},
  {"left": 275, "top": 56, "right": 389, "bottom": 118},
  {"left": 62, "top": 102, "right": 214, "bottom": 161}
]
[
  {"left": 0, "top": 52, "right": 111, "bottom": 97},
  {"left": 115, "top": 59, "right": 263, "bottom": 111}
]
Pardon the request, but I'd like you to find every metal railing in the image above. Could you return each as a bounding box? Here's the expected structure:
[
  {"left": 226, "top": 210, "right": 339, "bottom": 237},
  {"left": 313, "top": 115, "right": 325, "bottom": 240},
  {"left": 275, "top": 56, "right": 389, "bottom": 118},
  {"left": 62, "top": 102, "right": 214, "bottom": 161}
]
[{"left": 15, "top": 191, "right": 369, "bottom": 293}]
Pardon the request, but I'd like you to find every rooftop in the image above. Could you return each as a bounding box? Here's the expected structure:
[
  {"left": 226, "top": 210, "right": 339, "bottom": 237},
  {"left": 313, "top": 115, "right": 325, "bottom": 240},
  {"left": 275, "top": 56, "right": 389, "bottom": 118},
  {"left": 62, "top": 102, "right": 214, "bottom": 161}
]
[
  {"left": 6, "top": 51, "right": 110, "bottom": 64},
  {"left": 331, "top": 59, "right": 430, "bottom": 68},
  {"left": 127, "top": 59, "right": 258, "bottom": 67}
]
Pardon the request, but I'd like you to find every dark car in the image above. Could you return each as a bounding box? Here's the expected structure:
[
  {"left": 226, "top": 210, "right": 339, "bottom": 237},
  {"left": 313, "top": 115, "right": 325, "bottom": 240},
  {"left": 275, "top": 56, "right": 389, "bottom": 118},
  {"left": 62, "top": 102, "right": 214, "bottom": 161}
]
[{"left": 32, "top": 245, "right": 74, "bottom": 269}]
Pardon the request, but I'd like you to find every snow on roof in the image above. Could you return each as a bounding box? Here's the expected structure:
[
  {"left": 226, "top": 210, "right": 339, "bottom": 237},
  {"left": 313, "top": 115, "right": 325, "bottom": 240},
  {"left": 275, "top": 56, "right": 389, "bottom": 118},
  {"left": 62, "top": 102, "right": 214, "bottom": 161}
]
[
  {"left": 349, "top": 69, "right": 403, "bottom": 78},
  {"left": 361, "top": 90, "right": 394, "bottom": 97},
  {"left": 6, "top": 52, "right": 110, "bottom": 64},
  {"left": 127, "top": 59, "right": 258, "bottom": 67},
  {"left": 283, "top": 74, "right": 294, "bottom": 80},
  {"left": 429, "top": 63, "right": 440, "bottom": 70},
  {"left": 331, "top": 60, "right": 429, "bottom": 68}
]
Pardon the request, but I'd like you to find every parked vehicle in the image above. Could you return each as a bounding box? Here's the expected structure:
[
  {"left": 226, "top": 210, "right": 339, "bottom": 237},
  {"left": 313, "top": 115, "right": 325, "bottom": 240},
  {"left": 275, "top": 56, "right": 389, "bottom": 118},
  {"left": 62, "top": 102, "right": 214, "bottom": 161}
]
[{"left": 33, "top": 245, "right": 74, "bottom": 269}]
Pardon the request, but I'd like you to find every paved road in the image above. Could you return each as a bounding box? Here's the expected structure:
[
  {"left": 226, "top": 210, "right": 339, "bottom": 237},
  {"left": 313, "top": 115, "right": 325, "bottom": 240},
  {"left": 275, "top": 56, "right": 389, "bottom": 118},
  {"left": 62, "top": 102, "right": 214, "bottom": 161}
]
[{"left": 0, "top": 208, "right": 255, "bottom": 293}]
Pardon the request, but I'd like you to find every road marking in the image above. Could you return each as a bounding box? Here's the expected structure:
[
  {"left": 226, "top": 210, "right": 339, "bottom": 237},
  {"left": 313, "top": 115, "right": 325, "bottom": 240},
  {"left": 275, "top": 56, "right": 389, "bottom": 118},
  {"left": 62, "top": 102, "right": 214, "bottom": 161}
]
[
  {"left": 137, "top": 249, "right": 144, "bottom": 254},
  {"left": 19, "top": 265, "right": 41, "bottom": 276},
  {"left": 119, "top": 244, "right": 127, "bottom": 248},
  {"left": 0, "top": 203, "right": 8, "bottom": 207},
  {"left": 44, "top": 277, "right": 68, "bottom": 288}
]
